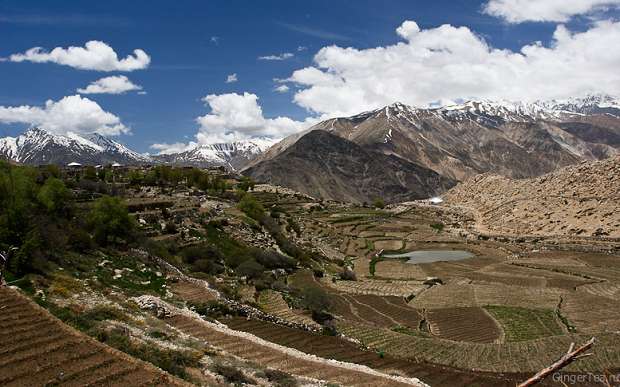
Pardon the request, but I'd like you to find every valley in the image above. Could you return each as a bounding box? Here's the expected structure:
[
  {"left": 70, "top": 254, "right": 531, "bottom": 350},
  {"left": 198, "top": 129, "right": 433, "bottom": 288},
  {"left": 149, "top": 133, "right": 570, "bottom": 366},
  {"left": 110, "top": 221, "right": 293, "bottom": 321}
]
[{"left": 1, "top": 158, "right": 618, "bottom": 386}]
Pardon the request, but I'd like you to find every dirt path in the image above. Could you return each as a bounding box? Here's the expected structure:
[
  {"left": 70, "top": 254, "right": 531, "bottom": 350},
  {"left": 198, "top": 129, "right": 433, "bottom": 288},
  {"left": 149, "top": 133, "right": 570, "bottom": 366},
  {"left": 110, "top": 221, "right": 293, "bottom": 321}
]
[{"left": 0, "top": 287, "right": 188, "bottom": 387}]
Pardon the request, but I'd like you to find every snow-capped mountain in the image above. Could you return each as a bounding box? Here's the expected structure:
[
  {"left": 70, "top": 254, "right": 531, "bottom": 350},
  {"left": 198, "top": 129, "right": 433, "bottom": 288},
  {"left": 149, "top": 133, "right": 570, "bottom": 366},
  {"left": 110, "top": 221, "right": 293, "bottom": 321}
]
[
  {"left": 437, "top": 94, "right": 620, "bottom": 121},
  {"left": 154, "top": 138, "right": 277, "bottom": 170},
  {"left": 0, "top": 127, "right": 277, "bottom": 169},
  {"left": 0, "top": 128, "right": 150, "bottom": 165}
]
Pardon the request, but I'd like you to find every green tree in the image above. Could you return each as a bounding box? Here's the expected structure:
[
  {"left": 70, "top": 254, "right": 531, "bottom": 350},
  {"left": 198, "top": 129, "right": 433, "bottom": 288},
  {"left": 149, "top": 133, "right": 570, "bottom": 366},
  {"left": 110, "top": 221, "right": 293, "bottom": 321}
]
[
  {"left": 373, "top": 197, "right": 385, "bottom": 209},
  {"left": 37, "top": 178, "right": 70, "bottom": 214},
  {"left": 88, "top": 196, "right": 135, "bottom": 245},
  {"left": 237, "top": 193, "right": 265, "bottom": 220},
  {"left": 237, "top": 176, "right": 256, "bottom": 192},
  {"left": 84, "top": 166, "right": 98, "bottom": 181}
]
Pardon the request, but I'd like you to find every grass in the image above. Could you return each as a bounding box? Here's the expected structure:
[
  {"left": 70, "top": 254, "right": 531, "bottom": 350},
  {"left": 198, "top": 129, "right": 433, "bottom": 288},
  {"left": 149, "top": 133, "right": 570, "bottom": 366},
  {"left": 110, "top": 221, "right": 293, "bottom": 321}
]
[
  {"left": 391, "top": 325, "right": 425, "bottom": 337},
  {"left": 484, "top": 305, "right": 565, "bottom": 342}
]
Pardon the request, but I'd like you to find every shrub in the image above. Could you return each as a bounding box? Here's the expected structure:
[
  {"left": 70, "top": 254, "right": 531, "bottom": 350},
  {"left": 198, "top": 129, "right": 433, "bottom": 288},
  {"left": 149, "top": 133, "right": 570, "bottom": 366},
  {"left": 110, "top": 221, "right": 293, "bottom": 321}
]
[
  {"left": 373, "top": 197, "right": 385, "bottom": 209},
  {"left": 430, "top": 223, "right": 445, "bottom": 233},
  {"left": 237, "top": 193, "right": 265, "bottom": 220},
  {"left": 264, "top": 369, "right": 297, "bottom": 387},
  {"left": 88, "top": 196, "right": 136, "bottom": 246},
  {"left": 236, "top": 259, "right": 265, "bottom": 279},
  {"left": 213, "top": 363, "right": 255, "bottom": 385}
]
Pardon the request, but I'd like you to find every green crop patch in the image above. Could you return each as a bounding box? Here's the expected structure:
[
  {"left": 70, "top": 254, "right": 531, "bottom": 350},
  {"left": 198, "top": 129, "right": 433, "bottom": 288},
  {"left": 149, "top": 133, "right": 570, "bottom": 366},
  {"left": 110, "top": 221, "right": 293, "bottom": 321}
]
[{"left": 484, "top": 305, "right": 565, "bottom": 342}]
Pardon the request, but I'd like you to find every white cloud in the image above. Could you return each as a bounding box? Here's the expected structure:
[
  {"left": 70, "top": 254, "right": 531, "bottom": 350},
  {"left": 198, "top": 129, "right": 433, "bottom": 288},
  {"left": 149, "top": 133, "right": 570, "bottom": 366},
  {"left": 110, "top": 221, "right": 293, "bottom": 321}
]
[
  {"left": 77, "top": 75, "right": 143, "bottom": 94},
  {"left": 297, "top": 46, "right": 308, "bottom": 52},
  {"left": 258, "top": 52, "right": 294, "bottom": 61},
  {"left": 151, "top": 92, "right": 319, "bottom": 152},
  {"left": 9, "top": 40, "right": 150, "bottom": 71},
  {"left": 195, "top": 92, "right": 309, "bottom": 143},
  {"left": 274, "top": 84, "right": 290, "bottom": 93},
  {"left": 210, "top": 36, "right": 220, "bottom": 45},
  {"left": 284, "top": 20, "right": 620, "bottom": 117},
  {"left": 150, "top": 141, "right": 197, "bottom": 155},
  {"left": 483, "top": 0, "right": 620, "bottom": 23},
  {"left": 0, "top": 94, "right": 128, "bottom": 136},
  {"left": 226, "top": 73, "right": 238, "bottom": 83}
]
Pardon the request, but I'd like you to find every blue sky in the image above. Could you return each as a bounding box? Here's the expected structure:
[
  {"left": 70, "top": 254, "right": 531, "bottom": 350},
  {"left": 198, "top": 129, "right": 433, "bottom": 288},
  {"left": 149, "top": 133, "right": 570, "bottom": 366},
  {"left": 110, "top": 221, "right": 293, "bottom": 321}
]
[{"left": 1, "top": 0, "right": 619, "bottom": 152}]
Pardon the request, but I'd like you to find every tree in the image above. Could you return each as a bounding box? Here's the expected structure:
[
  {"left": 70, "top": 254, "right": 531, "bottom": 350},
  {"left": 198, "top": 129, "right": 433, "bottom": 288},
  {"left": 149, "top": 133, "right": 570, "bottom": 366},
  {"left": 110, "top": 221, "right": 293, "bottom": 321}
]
[
  {"left": 236, "top": 259, "right": 265, "bottom": 279},
  {"left": 373, "top": 197, "right": 385, "bottom": 209},
  {"left": 84, "top": 166, "right": 98, "bottom": 181},
  {"left": 37, "top": 178, "right": 71, "bottom": 214},
  {"left": 300, "top": 286, "right": 330, "bottom": 314},
  {"left": 88, "top": 196, "right": 135, "bottom": 245},
  {"left": 237, "top": 176, "right": 256, "bottom": 192},
  {"left": 237, "top": 193, "right": 265, "bottom": 220}
]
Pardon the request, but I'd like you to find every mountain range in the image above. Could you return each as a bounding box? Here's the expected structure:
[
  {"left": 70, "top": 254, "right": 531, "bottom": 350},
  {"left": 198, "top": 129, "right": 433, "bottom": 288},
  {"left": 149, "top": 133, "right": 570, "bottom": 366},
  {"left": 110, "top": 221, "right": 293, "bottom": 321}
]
[
  {"left": 244, "top": 95, "right": 620, "bottom": 202},
  {"left": 1, "top": 94, "right": 619, "bottom": 203},
  {"left": 0, "top": 128, "right": 274, "bottom": 169}
]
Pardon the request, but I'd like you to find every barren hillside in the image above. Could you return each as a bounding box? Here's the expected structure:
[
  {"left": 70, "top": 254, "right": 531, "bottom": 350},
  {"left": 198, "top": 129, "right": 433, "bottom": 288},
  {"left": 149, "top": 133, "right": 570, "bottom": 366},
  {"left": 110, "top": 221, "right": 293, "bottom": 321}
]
[{"left": 444, "top": 156, "right": 620, "bottom": 238}]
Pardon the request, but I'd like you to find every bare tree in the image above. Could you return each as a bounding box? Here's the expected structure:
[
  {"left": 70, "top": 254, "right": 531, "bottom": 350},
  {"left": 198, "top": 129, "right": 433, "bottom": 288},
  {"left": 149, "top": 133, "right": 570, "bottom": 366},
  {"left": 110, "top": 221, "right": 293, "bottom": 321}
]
[{"left": 518, "top": 338, "right": 596, "bottom": 387}]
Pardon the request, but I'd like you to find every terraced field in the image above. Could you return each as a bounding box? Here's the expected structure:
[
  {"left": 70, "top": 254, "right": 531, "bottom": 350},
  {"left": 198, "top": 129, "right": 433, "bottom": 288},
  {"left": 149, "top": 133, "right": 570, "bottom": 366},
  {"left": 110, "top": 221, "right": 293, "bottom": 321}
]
[
  {"left": 170, "top": 280, "right": 218, "bottom": 304},
  {"left": 0, "top": 287, "right": 187, "bottom": 387},
  {"left": 484, "top": 305, "right": 565, "bottom": 342},
  {"left": 225, "top": 317, "right": 531, "bottom": 387},
  {"left": 164, "top": 313, "right": 423, "bottom": 387},
  {"left": 258, "top": 290, "right": 319, "bottom": 327},
  {"left": 338, "top": 322, "right": 620, "bottom": 374},
  {"left": 324, "top": 277, "right": 426, "bottom": 297},
  {"left": 427, "top": 307, "right": 502, "bottom": 343}
]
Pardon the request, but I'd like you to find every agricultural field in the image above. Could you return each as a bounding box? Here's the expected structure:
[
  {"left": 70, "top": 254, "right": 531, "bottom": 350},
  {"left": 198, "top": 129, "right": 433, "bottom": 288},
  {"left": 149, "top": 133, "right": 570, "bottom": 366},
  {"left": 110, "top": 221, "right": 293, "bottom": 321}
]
[
  {"left": 484, "top": 305, "right": 565, "bottom": 342},
  {"left": 426, "top": 307, "right": 502, "bottom": 343},
  {"left": 0, "top": 287, "right": 187, "bottom": 387},
  {"left": 3, "top": 163, "right": 619, "bottom": 387}
]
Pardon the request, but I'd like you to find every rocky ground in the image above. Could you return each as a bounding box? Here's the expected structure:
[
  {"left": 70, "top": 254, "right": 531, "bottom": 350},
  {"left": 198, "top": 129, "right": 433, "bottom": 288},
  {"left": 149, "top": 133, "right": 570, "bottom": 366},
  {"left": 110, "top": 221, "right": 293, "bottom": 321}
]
[{"left": 444, "top": 156, "right": 620, "bottom": 238}]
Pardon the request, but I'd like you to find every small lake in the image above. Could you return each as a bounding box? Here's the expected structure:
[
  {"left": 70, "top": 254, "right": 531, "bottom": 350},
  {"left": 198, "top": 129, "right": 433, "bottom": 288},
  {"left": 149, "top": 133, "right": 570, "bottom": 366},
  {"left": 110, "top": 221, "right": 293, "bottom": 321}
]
[{"left": 382, "top": 250, "right": 475, "bottom": 264}]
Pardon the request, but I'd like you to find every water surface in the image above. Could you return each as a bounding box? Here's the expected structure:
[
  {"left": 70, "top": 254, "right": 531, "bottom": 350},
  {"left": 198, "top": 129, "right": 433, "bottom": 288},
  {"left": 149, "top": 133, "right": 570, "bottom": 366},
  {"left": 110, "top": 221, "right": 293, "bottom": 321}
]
[{"left": 383, "top": 250, "right": 474, "bottom": 264}]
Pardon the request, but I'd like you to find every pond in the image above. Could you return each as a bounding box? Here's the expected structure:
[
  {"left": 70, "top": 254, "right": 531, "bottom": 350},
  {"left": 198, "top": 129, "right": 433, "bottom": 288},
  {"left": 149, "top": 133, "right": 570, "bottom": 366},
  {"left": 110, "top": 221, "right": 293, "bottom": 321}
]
[{"left": 382, "top": 250, "right": 475, "bottom": 264}]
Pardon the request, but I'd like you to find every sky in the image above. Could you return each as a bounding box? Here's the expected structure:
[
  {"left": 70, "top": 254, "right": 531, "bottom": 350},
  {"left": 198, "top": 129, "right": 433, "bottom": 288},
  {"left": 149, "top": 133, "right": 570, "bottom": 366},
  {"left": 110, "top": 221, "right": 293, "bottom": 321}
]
[{"left": 1, "top": 0, "right": 619, "bottom": 153}]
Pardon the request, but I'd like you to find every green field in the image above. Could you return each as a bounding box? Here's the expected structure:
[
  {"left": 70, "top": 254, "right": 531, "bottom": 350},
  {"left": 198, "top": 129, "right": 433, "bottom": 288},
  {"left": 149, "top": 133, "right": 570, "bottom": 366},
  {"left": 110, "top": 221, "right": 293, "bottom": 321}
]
[{"left": 485, "top": 305, "right": 565, "bottom": 342}]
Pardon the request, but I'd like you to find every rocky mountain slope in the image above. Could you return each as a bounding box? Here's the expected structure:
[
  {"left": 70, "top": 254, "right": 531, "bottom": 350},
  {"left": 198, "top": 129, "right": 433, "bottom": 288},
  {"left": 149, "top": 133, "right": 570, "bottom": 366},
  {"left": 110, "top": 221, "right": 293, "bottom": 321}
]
[
  {"left": 245, "top": 95, "right": 620, "bottom": 202},
  {"left": 245, "top": 130, "right": 455, "bottom": 203},
  {"left": 444, "top": 156, "right": 620, "bottom": 238},
  {"left": 252, "top": 96, "right": 619, "bottom": 180}
]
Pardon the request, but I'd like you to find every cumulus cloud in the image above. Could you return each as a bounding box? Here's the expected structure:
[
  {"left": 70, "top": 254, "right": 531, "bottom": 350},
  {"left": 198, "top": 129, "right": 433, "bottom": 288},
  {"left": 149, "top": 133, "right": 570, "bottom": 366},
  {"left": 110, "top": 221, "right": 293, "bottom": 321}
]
[
  {"left": 258, "top": 52, "right": 294, "bottom": 61},
  {"left": 150, "top": 141, "right": 197, "bottom": 155},
  {"left": 151, "top": 92, "right": 317, "bottom": 153},
  {"left": 284, "top": 20, "right": 620, "bottom": 117},
  {"left": 226, "top": 73, "right": 238, "bottom": 83},
  {"left": 274, "top": 84, "right": 290, "bottom": 93},
  {"left": 9, "top": 40, "right": 150, "bottom": 71},
  {"left": 483, "top": 0, "right": 620, "bottom": 23},
  {"left": 77, "top": 75, "right": 143, "bottom": 94},
  {"left": 0, "top": 95, "right": 128, "bottom": 136},
  {"left": 195, "top": 92, "right": 309, "bottom": 143}
]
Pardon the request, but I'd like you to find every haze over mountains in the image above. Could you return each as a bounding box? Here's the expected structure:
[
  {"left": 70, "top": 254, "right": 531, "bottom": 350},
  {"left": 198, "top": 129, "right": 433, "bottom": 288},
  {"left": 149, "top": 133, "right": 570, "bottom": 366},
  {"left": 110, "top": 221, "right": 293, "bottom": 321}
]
[{"left": 1, "top": 94, "right": 619, "bottom": 202}]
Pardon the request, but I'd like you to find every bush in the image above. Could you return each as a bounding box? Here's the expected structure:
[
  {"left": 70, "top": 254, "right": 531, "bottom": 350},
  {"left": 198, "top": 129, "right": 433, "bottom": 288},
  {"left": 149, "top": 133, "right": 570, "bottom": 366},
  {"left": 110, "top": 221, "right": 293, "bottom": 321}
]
[
  {"left": 264, "top": 369, "right": 297, "bottom": 387},
  {"left": 236, "top": 259, "right": 265, "bottom": 279},
  {"left": 237, "top": 193, "right": 265, "bottom": 220},
  {"left": 299, "top": 286, "right": 330, "bottom": 314},
  {"left": 430, "top": 223, "right": 445, "bottom": 233},
  {"left": 213, "top": 363, "right": 255, "bottom": 385},
  {"left": 373, "top": 197, "right": 385, "bottom": 209},
  {"left": 87, "top": 196, "right": 136, "bottom": 245}
]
